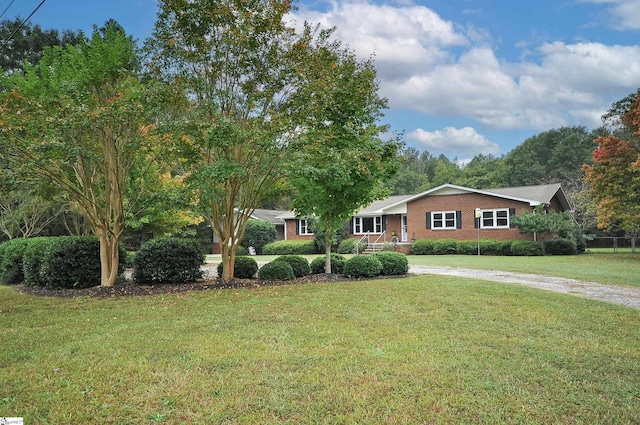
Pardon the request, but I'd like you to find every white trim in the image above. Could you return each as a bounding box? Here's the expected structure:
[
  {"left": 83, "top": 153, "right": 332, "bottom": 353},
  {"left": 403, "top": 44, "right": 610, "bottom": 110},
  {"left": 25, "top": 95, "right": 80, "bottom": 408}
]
[
  {"left": 480, "top": 208, "right": 510, "bottom": 229},
  {"left": 352, "top": 216, "right": 383, "bottom": 234},
  {"left": 298, "top": 219, "right": 313, "bottom": 235},
  {"left": 431, "top": 210, "right": 457, "bottom": 230}
]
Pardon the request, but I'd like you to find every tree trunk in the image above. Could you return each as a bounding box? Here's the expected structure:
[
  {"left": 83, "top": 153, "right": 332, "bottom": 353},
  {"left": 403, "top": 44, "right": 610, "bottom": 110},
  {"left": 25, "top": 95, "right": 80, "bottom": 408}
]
[
  {"left": 220, "top": 240, "right": 237, "bottom": 283},
  {"left": 324, "top": 231, "right": 332, "bottom": 274},
  {"left": 98, "top": 231, "right": 119, "bottom": 287}
]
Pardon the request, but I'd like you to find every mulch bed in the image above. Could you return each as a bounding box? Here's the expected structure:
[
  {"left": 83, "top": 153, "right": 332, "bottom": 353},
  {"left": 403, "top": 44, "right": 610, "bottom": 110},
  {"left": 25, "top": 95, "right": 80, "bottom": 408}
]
[{"left": 15, "top": 273, "right": 363, "bottom": 298}]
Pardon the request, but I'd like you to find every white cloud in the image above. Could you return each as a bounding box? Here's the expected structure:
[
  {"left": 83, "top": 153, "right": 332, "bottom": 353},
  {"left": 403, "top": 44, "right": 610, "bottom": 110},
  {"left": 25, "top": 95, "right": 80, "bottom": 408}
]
[
  {"left": 407, "top": 127, "right": 500, "bottom": 157},
  {"left": 290, "top": 1, "right": 640, "bottom": 135},
  {"left": 579, "top": 0, "right": 640, "bottom": 30}
]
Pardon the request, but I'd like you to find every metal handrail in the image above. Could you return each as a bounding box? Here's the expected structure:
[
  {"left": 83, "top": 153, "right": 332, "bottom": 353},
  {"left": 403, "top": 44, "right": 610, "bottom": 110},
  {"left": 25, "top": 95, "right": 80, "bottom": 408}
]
[{"left": 355, "top": 232, "right": 369, "bottom": 255}]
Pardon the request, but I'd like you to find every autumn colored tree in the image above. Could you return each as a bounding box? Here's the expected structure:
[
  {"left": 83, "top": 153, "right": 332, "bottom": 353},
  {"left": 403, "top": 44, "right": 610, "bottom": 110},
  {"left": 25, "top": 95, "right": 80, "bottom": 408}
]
[
  {"left": 1, "top": 24, "right": 171, "bottom": 286},
  {"left": 583, "top": 135, "right": 640, "bottom": 249}
]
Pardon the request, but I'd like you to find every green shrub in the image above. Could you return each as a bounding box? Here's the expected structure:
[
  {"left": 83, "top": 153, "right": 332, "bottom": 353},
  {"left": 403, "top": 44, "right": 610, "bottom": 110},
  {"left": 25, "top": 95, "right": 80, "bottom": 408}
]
[
  {"left": 343, "top": 255, "right": 382, "bottom": 278},
  {"left": 0, "top": 238, "right": 31, "bottom": 285},
  {"left": 241, "top": 219, "right": 277, "bottom": 255},
  {"left": 510, "top": 240, "right": 544, "bottom": 256},
  {"left": 544, "top": 238, "right": 577, "bottom": 255},
  {"left": 478, "top": 239, "right": 512, "bottom": 256},
  {"left": 258, "top": 261, "right": 295, "bottom": 281},
  {"left": 40, "top": 236, "right": 126, "bottom": 289},
  {"left": 432, "top": 239, "right": 457, "bottom": 255},
  {"left": 373, "top": 252, "right": 408, "bottom": 276},
  {"left": 312, "top": 221, "right": 349, "bottom": 254},
  {"left": 262, "top": 240, "right": 316, "bottom": 255},
  {"left": 22, "top": 238, "right": 54, "bottom": 287},
  {"left": 337, "top": 238, "right": 366, "bottom": 254},
  {"left": 236, "top": 245, "right": 249, "bottom": 256},
  {"left": 273, "top": 255, "right": 310, "bottom": 278},
  {"left": 133, "top": 238, "right": 204, "bottom": 285},
  {"left": 411, "top": 239, "right": 435, "bottom": 255},
  {"left": 310, "top": 254, "right": 346, "bottom": 274},
  {"left": 456, "top": 240, "right": 478, "bottom": 255},
  {"left": 216, "top": 256, "right": 258, "bottom": 279}
]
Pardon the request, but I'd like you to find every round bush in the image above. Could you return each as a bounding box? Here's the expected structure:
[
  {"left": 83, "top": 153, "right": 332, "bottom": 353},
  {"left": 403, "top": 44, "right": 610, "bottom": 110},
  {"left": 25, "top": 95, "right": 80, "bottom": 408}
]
[
  {"left": 133, "top": 238, "right": 204, "bottom": 285},
  {"left": 258, "top": 260, "right": 295, "bottom": 281},
  {"left": 216, "top": 256, "right": 258, "bottom": 279},
  {"left": 343, "top": 255, "right": 383, "bottom": 278},
  {"left": 310, "top": 254, "right": 346, "bottom": 274},
  {"left": 373, "top": 252, "right": 409, "bottom": 276},
  {"left": 273, "top": 255, "right": 310, "bottom": 278},
  {"left": 543, "top": 238, "right": 577, "bottom": 255},
  {"left": 337, "top": 238, "right": 366, "bottom": 254},
  {"left": 510, "top": 240, "right": 544, "bottom": 256},
  {"left": 241, "top": 219, "right": 277, "bottom": 255},
  {"left": 411, "top": 239, "right": 435, "bottom": 255},
  {"left": 478, "top": 239, "right": 512, "bottom": 256}
]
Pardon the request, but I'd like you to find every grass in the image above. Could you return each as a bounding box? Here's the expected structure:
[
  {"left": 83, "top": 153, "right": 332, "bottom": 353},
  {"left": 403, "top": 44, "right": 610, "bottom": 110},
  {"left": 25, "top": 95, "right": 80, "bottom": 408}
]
[
  {"left": 1, "top": 274, "right": 640, "bottom": 424},
  {"left": 212, "top": 250, "right": 640, "bottom": 287},
  {"left": 406, "top": 251, "right": 640, "bottom": 287}
]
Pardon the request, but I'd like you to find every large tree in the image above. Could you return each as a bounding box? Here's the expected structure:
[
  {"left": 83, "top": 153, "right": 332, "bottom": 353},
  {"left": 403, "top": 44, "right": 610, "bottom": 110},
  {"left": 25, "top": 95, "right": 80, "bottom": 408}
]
[
  {"left": 1, "top": 24, "right": 169, "bottom": 286},
  {"left": 146, "top": 0, "right": 345, "bottom": 281},
  {"left": 584, "top": 92, "right": 640, "bottom": 249},
  {"left": 289, "top": 36, "right": 401, "bottom": 273}
]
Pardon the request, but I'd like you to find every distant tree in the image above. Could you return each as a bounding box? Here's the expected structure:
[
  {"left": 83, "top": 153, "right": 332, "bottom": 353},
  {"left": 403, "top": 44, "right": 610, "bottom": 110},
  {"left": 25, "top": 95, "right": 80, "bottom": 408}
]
[
  {"left": 431, "top": 155, "right": 462, "bottom": 187},
  {"left": 503, "top": 126, "right": 602, "bottom": 186},
  {"left": 0, "top": 18, "right": 80, "bottom": 74},
  {"left": 457, "top": 154, "right": 507, "bottom": 189}
]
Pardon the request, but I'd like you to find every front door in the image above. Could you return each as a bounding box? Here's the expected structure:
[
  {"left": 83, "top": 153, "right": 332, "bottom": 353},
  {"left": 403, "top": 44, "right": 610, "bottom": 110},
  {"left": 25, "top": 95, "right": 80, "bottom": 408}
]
[{"left": 401, "top": 214, "right": 408, "bottom": 242}]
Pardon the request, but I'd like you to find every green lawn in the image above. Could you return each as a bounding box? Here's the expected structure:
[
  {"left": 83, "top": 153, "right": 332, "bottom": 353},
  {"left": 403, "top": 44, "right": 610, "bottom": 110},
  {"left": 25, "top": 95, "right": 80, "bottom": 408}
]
[
  {"left": 1, "top": 273, "right": 639, "bottom": 424},
  {"left": 211, "top": 250, "right": 640, "bottom": 287}
]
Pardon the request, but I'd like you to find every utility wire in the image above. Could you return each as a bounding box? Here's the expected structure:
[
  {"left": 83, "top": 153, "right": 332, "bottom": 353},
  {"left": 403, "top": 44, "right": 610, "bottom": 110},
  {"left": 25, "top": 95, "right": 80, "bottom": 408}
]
[
  {"left": 0, "top": 0, "right": 47, "bottom": 50},
  {"left": 0, "top": 0, "right": 17, "bottom": 21}
]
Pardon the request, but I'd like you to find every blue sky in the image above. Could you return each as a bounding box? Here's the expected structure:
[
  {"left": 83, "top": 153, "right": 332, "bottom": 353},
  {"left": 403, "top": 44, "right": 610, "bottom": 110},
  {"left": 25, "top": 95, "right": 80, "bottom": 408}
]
[{"left": 11, "top": 0, "right": 640, "bottom": 160}]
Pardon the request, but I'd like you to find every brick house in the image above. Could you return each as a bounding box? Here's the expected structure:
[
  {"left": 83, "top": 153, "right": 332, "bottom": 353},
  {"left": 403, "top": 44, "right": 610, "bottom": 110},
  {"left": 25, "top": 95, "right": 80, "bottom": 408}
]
[{"left": 278, "top": 183, "right": 570, "bottom": 252}]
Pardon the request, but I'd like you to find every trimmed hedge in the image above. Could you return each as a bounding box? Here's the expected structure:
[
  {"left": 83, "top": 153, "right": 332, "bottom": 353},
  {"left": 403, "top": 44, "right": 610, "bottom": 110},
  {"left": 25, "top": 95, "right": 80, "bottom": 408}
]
[
  {"left": 262, "top": 240, "right": 316, "bottom": 255},
  {"left": 133, "top": 238, "right": 204, "bottom": 285},
  {"left": 343, "top": 255, "right": 382, "bottom": 278},
  {"left": 337, "top": 238, "right": 366, "bottom": 254},
  {"left": 510, "top": 240, "right": 544, "bottom": 256},
  {"left": 0, "top": 238, "right": 31, "bottom": 285},
  {"left": 544, "top": 238, "right": 577, "bottom": 255},
  {"left": 39, "top": 236, "right": 127, "bottom": 289},
  {"left": 432, "top": 239, "right": 458, "bottom": 255},
  {"left": 22, "top": 237, "right": 54, "bottom": 287},
  {"left": 411, "top": 239, "right": 435, "bottom": 255},
  {"left": 273, "top": 255, "right": 310, "bottom": 278},
  {"left": 258, "top": 260, "right": 295, "bottom": 281},
  {"left": 310, "top": 254, "right": 346, "bottom": 274},
  {"left": 217, "top": 256, "right": 259, "bottom": 279},
  {"left": 373, "top": 252, "right": 408, "bottom": 276}
]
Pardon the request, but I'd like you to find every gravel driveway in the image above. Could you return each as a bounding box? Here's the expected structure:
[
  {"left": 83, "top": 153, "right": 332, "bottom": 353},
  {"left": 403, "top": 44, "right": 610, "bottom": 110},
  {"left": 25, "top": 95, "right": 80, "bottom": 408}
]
[{"left": 409, "top": 265, "right": 640, "bottom": 309}]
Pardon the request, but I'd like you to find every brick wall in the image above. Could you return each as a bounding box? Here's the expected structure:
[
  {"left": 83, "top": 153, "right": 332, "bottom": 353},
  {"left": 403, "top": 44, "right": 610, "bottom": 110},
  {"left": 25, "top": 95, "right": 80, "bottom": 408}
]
[{"left": 406, "top": 192, "right": 535, "bottom": 241}]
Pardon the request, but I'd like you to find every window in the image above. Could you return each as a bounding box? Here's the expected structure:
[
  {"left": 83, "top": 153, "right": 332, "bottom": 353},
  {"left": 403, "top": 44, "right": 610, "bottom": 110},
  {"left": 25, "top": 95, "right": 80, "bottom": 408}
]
[
  {"left": 353, "top": 216, "right": 383, "bottom": 234},
  {"left": 432, "top": 211, "right": 457, "bottom": 230},
  {"left": 426, "top": 211, "right": 461, "bottom": 230},
  {"left": 298, "top": 219, "right": 313, "bottom": 235},
  {"left": 481, "top": 209, "right": 510, "bottom": 229}
]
